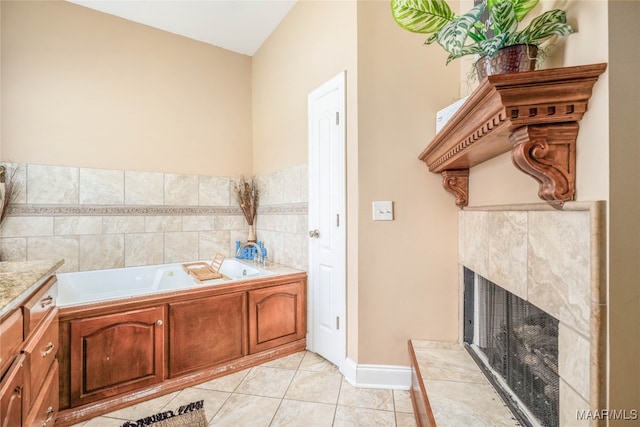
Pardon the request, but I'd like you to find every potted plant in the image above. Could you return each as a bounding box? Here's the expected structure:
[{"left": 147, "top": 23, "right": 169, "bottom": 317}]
[{"left": 391, "top": 0, "right": 573, "bottom": 79}]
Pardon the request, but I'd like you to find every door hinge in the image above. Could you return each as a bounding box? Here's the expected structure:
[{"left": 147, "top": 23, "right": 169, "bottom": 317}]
[
  {"left": 336, "top": 112, "right": 339, "bottom": 125},
  {"left": 336, "top": 316, "right": 340, "bottom": 330}
]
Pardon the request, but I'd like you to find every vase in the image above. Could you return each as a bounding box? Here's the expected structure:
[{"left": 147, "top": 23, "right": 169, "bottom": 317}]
[
  {"left": 474, "top": 44, "right": 539, "bottom": 81},
  {"left": 247, "top": 224, "right": 256, "bottom": 243}
]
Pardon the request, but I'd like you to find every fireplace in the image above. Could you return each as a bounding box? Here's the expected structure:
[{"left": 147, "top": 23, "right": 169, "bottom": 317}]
[
  {"left": 464, "top": 269, "right": 560, "bottom": 426},
  {"left": 458, "top": 202, "right": 606, "bottom": 426}
]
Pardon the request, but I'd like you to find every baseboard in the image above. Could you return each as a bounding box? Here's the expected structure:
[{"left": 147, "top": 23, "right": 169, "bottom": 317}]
[{"left": 341, "top": 358, "right": 411, "bottom": 390}]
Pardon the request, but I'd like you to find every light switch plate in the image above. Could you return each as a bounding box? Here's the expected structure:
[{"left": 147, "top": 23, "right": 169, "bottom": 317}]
[{"left": 372, "top": 201, "right": 393, "bottom": 221}]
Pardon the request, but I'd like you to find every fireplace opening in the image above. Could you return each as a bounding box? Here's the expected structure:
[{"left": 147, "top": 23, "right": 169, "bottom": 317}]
[{"left": 464, "top": 268, "right": 560, "bottom": 427}]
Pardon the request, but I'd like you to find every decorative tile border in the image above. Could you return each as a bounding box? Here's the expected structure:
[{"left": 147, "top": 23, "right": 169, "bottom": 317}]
[{"left": 7, "top": 203, "right": 308, "bottom": 217}]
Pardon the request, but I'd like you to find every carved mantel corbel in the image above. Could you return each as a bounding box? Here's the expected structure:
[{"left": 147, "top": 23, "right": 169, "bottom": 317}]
[
  {"left": 442, "top": 170, "right": 469, "bottom": 208},
  {"left": 419, "top": 63, "right": 607, "bottom": 208},
  {"left": 510, "top": 123, "right": 578, "bottom": 208}
]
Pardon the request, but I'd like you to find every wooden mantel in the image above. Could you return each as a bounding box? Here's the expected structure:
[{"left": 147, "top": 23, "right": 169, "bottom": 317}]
[{"left": 419, "top": 63, "right": 607, "bottom": 208}]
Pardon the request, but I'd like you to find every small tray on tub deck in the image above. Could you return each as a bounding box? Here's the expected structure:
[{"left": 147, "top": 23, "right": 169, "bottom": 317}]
[{"left": 182, "top": 262, "right": 223, "bottom": 283}]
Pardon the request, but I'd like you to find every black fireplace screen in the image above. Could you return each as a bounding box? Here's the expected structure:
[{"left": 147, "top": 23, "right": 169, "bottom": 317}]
[{"left": 464, "top": 270, "right": 560, "bottom": 427}]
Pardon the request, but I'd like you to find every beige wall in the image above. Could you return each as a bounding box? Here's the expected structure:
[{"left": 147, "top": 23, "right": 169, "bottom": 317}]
[
  {"left": 1, "top": 1, "right": 252, "bottom": 177},
  {"left": 252, "top": 0, "right": 357, "bottom": 176},
  {"left": 253, "top": 0, "right": 462, "bottom": 366},
  {"left": 607, "top": 1, "right": 640, "bottom": 419},
  {"left": 355, "top": 0, "right": 460, "bottom": 365},
  {"left": 252, "top": 0, "right": 363, "bottom": 360}
]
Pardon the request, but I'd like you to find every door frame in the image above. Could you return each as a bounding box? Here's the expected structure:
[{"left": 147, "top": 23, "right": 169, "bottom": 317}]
[{"left": 307, "top": 70, "right": 347, "bottom": 368}]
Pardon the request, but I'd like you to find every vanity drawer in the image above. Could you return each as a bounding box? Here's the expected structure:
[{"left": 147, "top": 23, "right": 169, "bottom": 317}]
[
  {"left": 25, "top": 360, "right": 58, "bottom": 427},
  {"left": 23, "top": 276, "right": 57, "bottom": 337},
  {"left": 0, "top": 308, "right": 23, "bottom": 376},
  {"left": 23, "top": 308, "right": 59, "bottom": 405}
]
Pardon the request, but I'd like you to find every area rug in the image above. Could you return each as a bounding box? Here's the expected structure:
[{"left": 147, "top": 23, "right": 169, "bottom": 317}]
[{"left": 120, "top": 400, "right": 207, "bottom": 427}]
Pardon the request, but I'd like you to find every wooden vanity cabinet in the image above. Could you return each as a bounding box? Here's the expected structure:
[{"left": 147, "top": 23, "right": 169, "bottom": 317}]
[
  {"left": 169, "top": 292, "right": 246, "bottom": 378},
  {"left": 248, "top": 280, "right": 306, "bottom": 354},
  {"left": 0, "top": 274, "right": 59, "bottom": 427},
  {"left": 69, "top": 306, "right": 165, "bottom": 407}
]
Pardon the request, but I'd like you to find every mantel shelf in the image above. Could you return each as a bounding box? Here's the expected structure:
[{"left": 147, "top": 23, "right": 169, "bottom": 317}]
[{"left": 419, "top": 63, "right": 607, "bottom": 208}]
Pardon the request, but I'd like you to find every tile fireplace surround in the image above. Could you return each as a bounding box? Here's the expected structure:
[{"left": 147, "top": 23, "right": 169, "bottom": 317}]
[{"left": 458, "top": 201, "right": 606, "bottom": 426}]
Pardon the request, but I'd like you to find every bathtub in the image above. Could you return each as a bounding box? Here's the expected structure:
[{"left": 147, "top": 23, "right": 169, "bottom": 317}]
[{"left": 57, "top": 258, "right": 274, "bottom": 307}]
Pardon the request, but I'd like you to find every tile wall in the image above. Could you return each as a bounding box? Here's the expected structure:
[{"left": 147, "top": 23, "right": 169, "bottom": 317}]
[{"left": 0, "top": 163, "right": 308, "bottom": 273}]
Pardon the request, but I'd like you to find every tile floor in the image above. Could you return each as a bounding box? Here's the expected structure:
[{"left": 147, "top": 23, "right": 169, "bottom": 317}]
[{"left": 71, "top": 351, "right": 417, "bottom": 427}]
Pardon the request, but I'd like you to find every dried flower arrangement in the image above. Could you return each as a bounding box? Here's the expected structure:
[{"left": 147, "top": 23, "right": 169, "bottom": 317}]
[
  {"left": 233, "top": 176, "right": 259, "bottom": 242},
  {"left": 0, "top": 165, "right": 20, "bottom": 227},
  {"left": 0, "top": 164, "right": 21, "bottom": 261}
]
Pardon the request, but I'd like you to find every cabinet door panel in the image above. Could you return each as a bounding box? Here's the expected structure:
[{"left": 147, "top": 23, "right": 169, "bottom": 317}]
[
  {"left": 248, "top": 281, "right": 306, "bottom": 353},
  {"left": 70, "top": 306, "right": 164, "bottom": 406},
  {"left": 169, "top": 292, "right": 246, "bottom": 378}
]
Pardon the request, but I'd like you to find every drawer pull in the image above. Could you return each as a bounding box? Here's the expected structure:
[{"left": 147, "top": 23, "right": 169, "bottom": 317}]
[
  {"left": 40, "top": 295, "right": 54, "bottom": 308},
  {"left": 41, "top": 342, "right": 55, "bottom": 358},
  {"left": 42, "top": 406, "right": 54, "bottom": 426}
]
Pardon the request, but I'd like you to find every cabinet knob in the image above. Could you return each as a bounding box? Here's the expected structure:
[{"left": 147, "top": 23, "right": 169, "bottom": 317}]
[
  {"left": 157, "top": 320, "right": 163, "bottom": 326},
  {"left": 308, "top": 229, "right": 320, "bottom": 238}
]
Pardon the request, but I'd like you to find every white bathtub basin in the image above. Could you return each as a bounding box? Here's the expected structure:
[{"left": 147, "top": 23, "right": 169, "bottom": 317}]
[{"left": 57, "top": 258, "right": 273, "bottom": 307}]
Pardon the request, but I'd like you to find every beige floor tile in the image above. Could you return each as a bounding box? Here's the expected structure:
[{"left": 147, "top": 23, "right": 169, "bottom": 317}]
[
  {"left": 195, "top": 368, "right": 251, "bottom": 392},
  {"left": 260, "top": 350, "right": 305, "bottom": 370},
  {"left": 209, "top": 393, "right": 281, "bottom": 426},
  {"left": 270, "top": 399, "right": 336, "bottom": 427},
  {"left": 337, "top": 379, "right": 395, "bottom": 411},
  {"left": 299, "top": 351, "right": 339, "bottom": 372},
  {"left": 285, "top": 370, "right": 343, "bottom": 405},
  {"left": 333, "top": 406, "right": 396, "bottom": 427},
  {"left": 396, "top": 411, "right": 418, "bottom": 427},
  {"left": 235, "top": 366, "right": 296, "bottom": 398},
  {"left": 393, "top": 389, "right": 414, "bottom": 413},
  {"left": 79, "top": 416, "right": 127, "bottom": 426}
]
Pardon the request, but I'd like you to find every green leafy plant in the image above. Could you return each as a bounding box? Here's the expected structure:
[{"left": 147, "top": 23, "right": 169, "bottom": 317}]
[{"left": 391, "top": 0, "right": 573, "bottom": 64}]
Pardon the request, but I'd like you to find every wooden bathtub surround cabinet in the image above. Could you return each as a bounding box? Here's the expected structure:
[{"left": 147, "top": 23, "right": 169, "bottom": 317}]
[
  {"left": 419, "top": 63, "right": 607, "bottom": 208},
  {"left": 1, "top": 273, "right": 60, "bottom": 427},
  {"left": 56, "top": 271, "right": 307, "bottom": 426}
]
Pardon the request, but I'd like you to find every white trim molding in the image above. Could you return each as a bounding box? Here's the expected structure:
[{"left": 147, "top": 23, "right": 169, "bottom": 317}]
[{"left": 341, "top": 358, "right": 411, "bottom": 390}]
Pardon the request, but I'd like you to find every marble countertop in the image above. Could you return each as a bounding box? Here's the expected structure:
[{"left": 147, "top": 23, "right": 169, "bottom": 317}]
[{"left": 0, "top": 259, "right": 65, "bottom": 317}]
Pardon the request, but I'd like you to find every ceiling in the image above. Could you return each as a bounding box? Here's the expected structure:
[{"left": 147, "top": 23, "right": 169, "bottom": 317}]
[{"left": 67, "top": 0, "right": 298, "bottom": 56}]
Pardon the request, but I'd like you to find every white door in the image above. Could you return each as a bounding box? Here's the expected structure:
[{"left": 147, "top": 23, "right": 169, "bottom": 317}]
[{"left": 307, "top": 72, "right": 346, "bottom": 368}]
